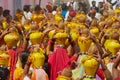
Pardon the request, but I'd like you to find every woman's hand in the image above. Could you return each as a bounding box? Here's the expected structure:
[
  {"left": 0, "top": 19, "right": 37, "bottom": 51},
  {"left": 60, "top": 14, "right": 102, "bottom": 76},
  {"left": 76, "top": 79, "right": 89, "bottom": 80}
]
[{"left": 1, "top": 28, "right": 10, "bottom": 37}]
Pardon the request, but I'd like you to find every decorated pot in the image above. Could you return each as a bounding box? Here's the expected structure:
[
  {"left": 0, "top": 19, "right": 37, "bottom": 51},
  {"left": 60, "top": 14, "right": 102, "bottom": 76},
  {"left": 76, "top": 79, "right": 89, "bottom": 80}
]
[
  {"left": 90, "top": 27, "right": 99, "bottom": 37},
  {"left": 82, "top": 56, "right": 99, "bottom": 77},
  {"left": 29, "top": 31, "right": 43, "bottom": 45},
  {"left": 54, "top": 32, "right": 68, "bottom": 46},
  {"left": 78, "top": 36, "right": 92, "bottom": 52},
  {"left": 104, "top": 39, "right": 120, "bottom": 55},
  {"left": 4, "top": 32, "right": 19, "bottom": 48}
]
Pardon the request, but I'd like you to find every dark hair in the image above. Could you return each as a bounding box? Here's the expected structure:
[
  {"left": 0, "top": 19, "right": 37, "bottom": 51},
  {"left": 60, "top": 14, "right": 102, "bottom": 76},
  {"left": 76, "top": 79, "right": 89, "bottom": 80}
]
[
  {"left": 0, "top": 7, "right": 3, "bottom": 10},
  {"left": 61, "top": 3, "right": 68, "bottom": 10},
  {"left": 35, "top": 5, "right": 41, "bottom": 13},
  {"left": 92, "top": 1, "right": 96, "bottom": 3},
  {"left": 53, "top": 6, "right": 57, "bottom": 11},
  {"left": 79, "top": 1, "right": 87, "bottom": 14},
  {"left": 3, "top": 9, "right": 10, "bottom": 17},
  {"left": 23, "top": 5, "right": 30, "bottom": 12},
  {"left": 0, "top": 7, "right": 3, "bottom": 15},
  {"left": 0, "top": 66, "right": 10, "bottom": 80},
  {"left": 20, "top": 50, "right": 30, "bottom": 68}
]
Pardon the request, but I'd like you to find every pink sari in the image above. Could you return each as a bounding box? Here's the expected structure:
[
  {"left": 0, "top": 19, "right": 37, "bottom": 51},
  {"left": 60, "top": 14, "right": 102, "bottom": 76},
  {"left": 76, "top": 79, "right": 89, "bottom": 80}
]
[
  {"left": 31, "top": 68, "right": 49, "bottom": 80},
  {"left": 48, "top": 47, "right": 70, "bottom": 80}
]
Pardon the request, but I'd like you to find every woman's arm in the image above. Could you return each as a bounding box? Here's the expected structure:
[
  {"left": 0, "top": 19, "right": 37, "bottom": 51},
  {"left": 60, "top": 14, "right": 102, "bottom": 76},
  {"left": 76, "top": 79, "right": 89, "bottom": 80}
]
[
  {"left": 113, "top": 53, "right": 120, "bottom": 69},
  {"left": 99, "top": 60, "right": 113, "bottom": 80},
  {"left": 39, "top": 27, "right": 54, "bottom": 44},
  {"left": 89, "top": 33, "right": 104, "bottom": 56},
  {"left": 0, "top": 28, "right": 10, "bottom": 46},
  {"left": 93, "top": 51, "right": 113, "bottom": 80},
  {"left": 112, "top": 53, "right": 120, "bottom": 79},
  {"left": 90, "top": 33, "right": 113, "bottom": 80},
  {"left": 22, "top": 28, "right": 31, "bottom": 51},
  {"left": 46, "top": 38, "right": 55, "bottom": 55},
  {"left": 23, "top": 60, "right": 31, "bottom": 77},
  {"left": 22, "top": 36, "right": 29, "bottom": 51}
]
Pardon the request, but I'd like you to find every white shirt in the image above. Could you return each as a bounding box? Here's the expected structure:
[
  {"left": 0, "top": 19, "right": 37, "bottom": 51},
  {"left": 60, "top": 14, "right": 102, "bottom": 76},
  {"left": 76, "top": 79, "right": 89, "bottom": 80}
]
[
  {"left": 27, "top": 11, "right": 32, "bottom": 20},
  {"left": 52, "top": 11, "right": 56, "bottom": 15},
  {"left": 21, "top": 11, "right": 29, "bottom": 25},
  {"left": 65, "top": 11, "right": 69, "bottom": 21},
  {"left": 23, "top": 76, "right": 30, "bottom": 80},
  {"left": 107, "top": 62, "right": 114, "bottom": 73},
  {"left": 73, "top": 1, "right": 78, "bottom": 11}
]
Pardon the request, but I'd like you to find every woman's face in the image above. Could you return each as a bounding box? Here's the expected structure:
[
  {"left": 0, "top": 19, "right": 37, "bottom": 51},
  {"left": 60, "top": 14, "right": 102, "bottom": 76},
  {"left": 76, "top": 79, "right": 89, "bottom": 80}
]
[{"left": 98, "top": 2, "right": 103, "bottom": 8}]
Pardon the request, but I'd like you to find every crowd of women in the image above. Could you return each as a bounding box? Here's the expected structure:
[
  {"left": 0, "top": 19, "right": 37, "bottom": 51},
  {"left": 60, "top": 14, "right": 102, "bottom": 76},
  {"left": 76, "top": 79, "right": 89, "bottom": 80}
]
[{"left": 0, "top": 0, "right": 120, "bottom": 80}]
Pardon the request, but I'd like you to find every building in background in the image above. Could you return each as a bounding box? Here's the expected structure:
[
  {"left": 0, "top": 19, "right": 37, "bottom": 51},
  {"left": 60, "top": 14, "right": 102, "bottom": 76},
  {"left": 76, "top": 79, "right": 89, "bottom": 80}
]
[{"left": 0, "top": 0, "right": 52, "bottom": 16}]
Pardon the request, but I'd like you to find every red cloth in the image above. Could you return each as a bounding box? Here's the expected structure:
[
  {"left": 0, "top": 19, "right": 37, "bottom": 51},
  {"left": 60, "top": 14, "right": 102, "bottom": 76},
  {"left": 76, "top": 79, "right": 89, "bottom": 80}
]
[
  {"left": 8, "top": 49, "right": 18, "bottom": 80},
  {"left": 17, "top": 45, "right": 23, "bottom": 56},
  {"left": 48, "top": 47, "right": 70, "bottom": 80},
  {"left": 97, "top": 68, "right": 105, "bottom": 80},
  {"left": 69, "top": 10, "right": 76, "bottom": 17},
  {"left": 114, "top": 77, "right": 120, "bottom": 80},
  {"left": 70, "top": 56, "right": 77, "bottom": 62}
]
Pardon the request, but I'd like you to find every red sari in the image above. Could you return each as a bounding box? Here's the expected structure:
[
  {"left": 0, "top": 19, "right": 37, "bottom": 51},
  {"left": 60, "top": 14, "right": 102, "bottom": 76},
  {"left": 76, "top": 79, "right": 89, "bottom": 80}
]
[
  {"left": 48, "top": 47, "right": 70, "bottom": 80},
  {"left": 8, "top": 45, "right": 22, "bottom": 80},
  {"left": 8, "top": 49, "right": 18, "bottom": 80}
]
